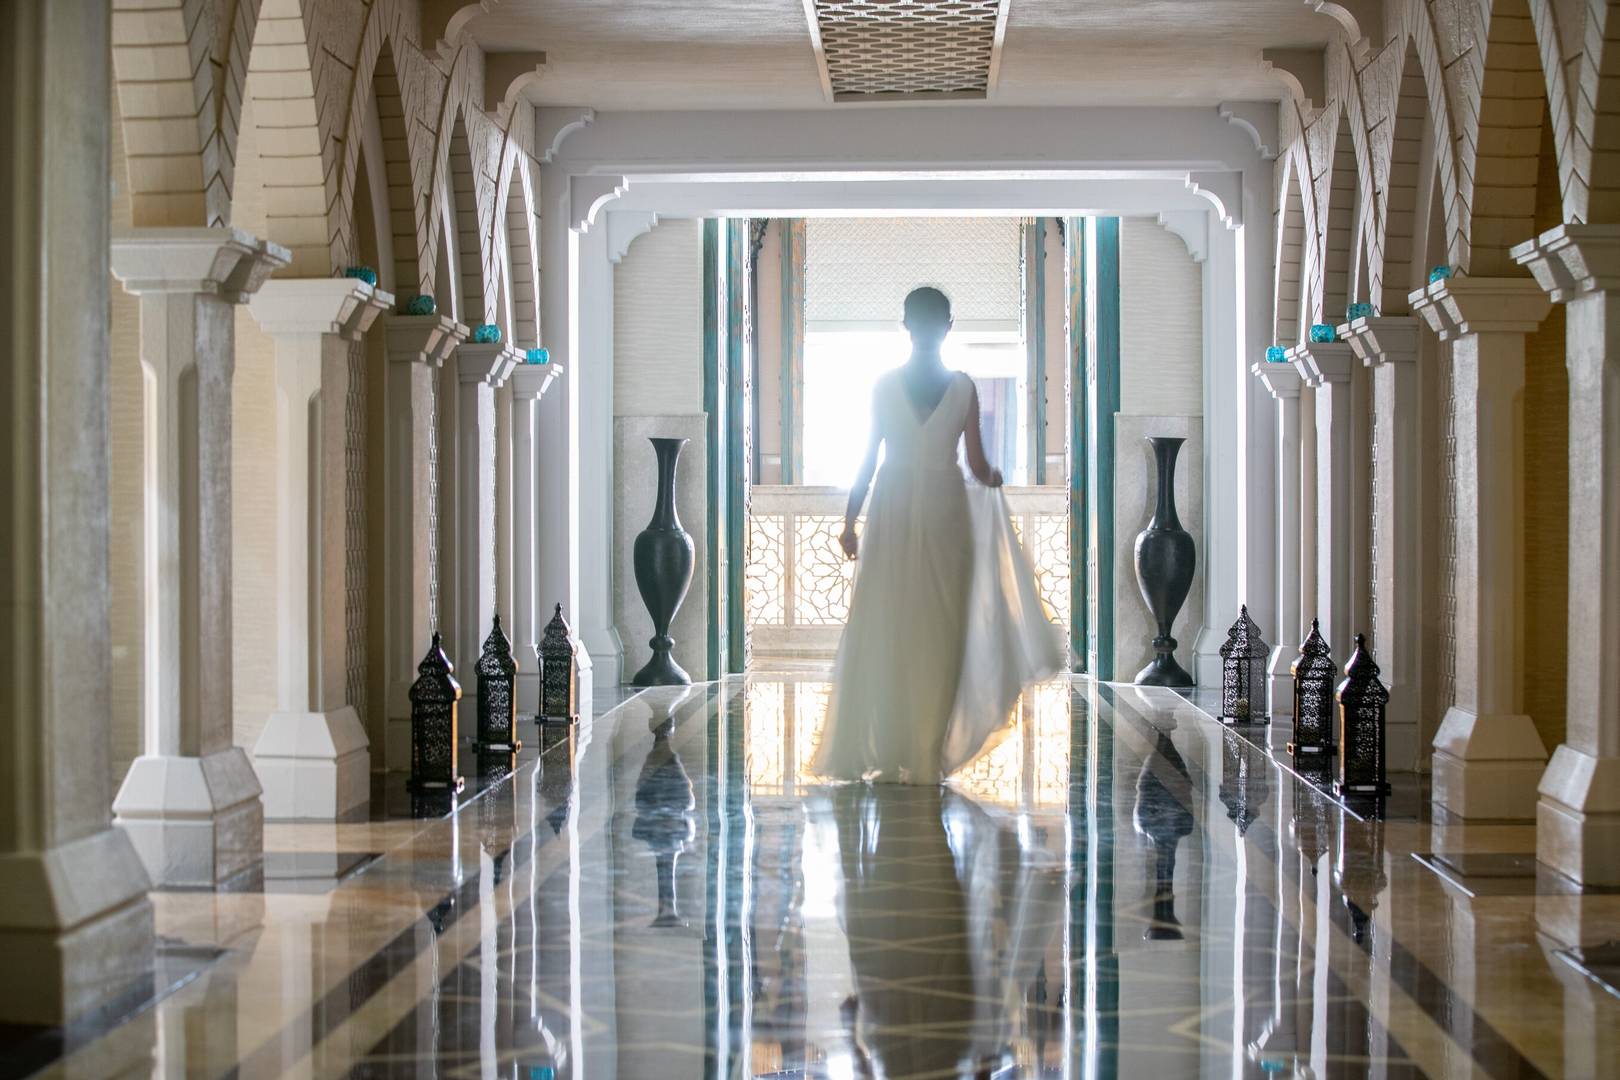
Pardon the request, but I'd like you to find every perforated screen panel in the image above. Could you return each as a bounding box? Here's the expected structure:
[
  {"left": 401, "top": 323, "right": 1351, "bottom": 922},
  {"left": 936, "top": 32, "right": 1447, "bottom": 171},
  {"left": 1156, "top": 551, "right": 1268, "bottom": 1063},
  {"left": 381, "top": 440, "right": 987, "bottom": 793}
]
[
  {"left": 807, "top": 0, "right": 1009, "bottom": 100},
  {"left": 804, "top": 217, "right": 1023, "bottom": 332}
]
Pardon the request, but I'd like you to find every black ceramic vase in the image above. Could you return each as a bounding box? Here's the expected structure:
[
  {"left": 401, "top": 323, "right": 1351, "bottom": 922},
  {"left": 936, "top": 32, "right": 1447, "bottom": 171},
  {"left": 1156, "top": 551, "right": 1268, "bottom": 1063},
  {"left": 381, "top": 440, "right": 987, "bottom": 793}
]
[
  {"left": 632, "top": 437, "right": 695, "bottom": 686},
  {"left": 1133, "top": 436, "right": 1196, "bottom": 687}
]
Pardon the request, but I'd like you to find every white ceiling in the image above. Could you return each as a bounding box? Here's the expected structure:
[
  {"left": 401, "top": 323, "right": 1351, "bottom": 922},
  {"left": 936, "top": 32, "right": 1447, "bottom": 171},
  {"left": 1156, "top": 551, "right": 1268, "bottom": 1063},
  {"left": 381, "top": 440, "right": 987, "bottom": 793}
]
[{"left": 467, "top": 0, "right": 1335, "bottom": 109}]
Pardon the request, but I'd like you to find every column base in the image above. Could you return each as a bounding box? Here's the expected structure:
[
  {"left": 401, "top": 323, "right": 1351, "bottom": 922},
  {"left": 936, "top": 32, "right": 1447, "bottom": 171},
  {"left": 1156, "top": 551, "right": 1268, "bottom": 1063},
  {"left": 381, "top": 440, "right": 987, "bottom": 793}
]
[
  {"left": 516, "top": 668, "right": 540, "bottom": 717},
  {"left": 252, "top": 706, "right": 371, "bottom": 821},
  {"left": 1430, "top": 706, "right": 1548, "bottom": 820},
  {"left": 0, "top": 828, "right": 155, "bottom": 1025},
  {"left": 385, "top": 714, "right": 412, "bottom": 772},
  {"left": 584, "top": 625, "right": 624, "bottom": 687},
  {"left": 113, "top": 747, "right": 265, "bottom": 887},
  {"left": 1536, "top": 746, "right": 1620, "bottom": 887},
  {"left": 1266, "top": 644, "right": 1295, "bottom": 717},
  {"left": 1192, "top": 626, "right": 1222, "bottom": 688}
]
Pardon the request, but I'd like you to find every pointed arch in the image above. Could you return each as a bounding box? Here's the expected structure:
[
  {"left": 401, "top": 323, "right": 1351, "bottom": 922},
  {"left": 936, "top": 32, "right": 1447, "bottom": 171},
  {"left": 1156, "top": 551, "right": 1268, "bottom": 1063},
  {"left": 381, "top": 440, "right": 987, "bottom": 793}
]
[
  {"left": 1375, "top": 40, "right": 1432, "bottom": 311},
  {"left": 496, "top": 155, "right": 541, "bottom": 348},
  {"left": 1275, "top": 153, "right": 1309, "bottom": 346},
  {"left": 112, "top": 0, "right": 262, "bottom": 227},
  {"left": 1578, "top": 2, "right": 1620, "bottom": 221},
  {"left": 1321, "top": 108, "right": 1360, "bottom": 319},
  {"left": 442, "top": 112, "right": 494, "bottom": 326},
  {"left": 1465, "top": 0, "right": 1550, "bottom": 274}
]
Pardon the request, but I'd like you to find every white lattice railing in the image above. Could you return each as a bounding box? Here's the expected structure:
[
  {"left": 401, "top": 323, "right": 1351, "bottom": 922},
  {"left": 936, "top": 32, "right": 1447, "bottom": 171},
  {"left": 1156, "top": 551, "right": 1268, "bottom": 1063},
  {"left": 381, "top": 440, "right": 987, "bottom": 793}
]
[{"left": 745, "top": 484, "right": 1070, "bottom": 658}]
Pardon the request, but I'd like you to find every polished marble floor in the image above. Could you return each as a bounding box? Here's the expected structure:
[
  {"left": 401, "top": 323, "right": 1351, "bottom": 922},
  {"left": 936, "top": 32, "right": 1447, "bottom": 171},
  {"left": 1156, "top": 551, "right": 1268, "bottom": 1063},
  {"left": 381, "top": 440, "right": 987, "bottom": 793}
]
[{"left": 11, "top": 676, "right": 1620, "bottom": 1078}]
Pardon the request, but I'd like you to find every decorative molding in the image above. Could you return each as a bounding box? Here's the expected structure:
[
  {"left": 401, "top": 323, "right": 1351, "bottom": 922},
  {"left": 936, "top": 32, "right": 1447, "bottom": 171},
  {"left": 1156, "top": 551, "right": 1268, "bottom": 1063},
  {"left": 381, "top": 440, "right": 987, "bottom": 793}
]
[
  {"left": 1216, "top": 101, "right": 1279, "bottom": 160},
  {"left": 248, "top": 278, "right": 393, "bottom": 340},
  {"left": 536, "top": 107, "right": 596, "bottom": 163},
  {"left": 606, "top": 211, "right": 661, "bottom": 264},
  {"left": 1339, "top": 314, "right": 1420, "bottom": 367},
  {"left": 1155, "top": 211, "right": 1209, "bottom": 263},
  {"left": 1511, "top": 224, "right": 1620, "bottom": 303},
  {"left": 1301, "top": 1, "right": 1382, "bottom": 59},
  {"left": 1410, "top": 277, "right": 1553, "bottom": 340},
  {"left": 1184, "top": 172, "right": 1242, "bottom": 230},
  {"left": 571, "top": 175, "right": 630, "bottom": 233},
  {"left": 110, "top": 227, "right": 290, "bottom": 301},
  {"left": 1251, "top": 359, "right": 1304, "bottom": 399},
  {"left": 1261, "top": 47, "right": 1325, "bottom": 111},
  {"left": 485, "top": 51, "right": 547, "bottom": 117}
]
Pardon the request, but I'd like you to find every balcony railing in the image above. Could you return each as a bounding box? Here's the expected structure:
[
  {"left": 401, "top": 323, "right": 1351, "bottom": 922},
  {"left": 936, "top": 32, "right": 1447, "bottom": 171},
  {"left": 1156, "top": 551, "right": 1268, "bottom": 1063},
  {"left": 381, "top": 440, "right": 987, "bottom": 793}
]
[{"left": 745, "top": 484, "right": 1070, "bottom": 659}]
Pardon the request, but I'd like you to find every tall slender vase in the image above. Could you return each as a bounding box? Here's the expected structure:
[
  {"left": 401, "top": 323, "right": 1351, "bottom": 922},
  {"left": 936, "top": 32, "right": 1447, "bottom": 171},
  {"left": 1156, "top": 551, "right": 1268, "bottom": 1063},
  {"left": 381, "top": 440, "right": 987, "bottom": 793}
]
[
  {"left": 632, "top": 438, "right": 695, "bottom": 685},
  {"left": 1133, "top": 435, "right": 1196, "bottom": 686}
]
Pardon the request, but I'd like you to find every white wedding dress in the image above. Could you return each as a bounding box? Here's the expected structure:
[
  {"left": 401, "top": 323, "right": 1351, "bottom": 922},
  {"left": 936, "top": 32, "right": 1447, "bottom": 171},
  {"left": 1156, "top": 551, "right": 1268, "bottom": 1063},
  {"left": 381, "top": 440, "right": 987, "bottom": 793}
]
[{"left": 811, "top": 370, "right": 1064, "bottom": 784}]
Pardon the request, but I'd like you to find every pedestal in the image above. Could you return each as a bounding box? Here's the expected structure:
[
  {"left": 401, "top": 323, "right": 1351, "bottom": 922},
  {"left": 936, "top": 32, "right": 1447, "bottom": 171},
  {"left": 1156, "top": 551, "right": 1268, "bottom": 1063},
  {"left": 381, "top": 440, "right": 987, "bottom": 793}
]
[
  {"left": 454, "top": 342, "right": 521, "bottom": 671},
  {"left": 246, "top": 278, "right": 391, "bottom": 818},
  {"left": 381, "top": 315, "right": 468, "bottom": 769},
  {"left": 109, "top": 226, "right": 288, "bottom": 885},
  {"left": 1292, "top": 342, "right": 1356, "bottom": 659},
  {"left": 1341, "top": 316, "right": 1424, "bottom": 771},
  {"left": 1412, "top": 277, "right": 1552, "bottom": 820},
  {"left": 1514, "top": 224, "right": 1620, "bottom": 880},
  {"left": 1254, "top": 360, "right": 1303, "bottom": 716}
]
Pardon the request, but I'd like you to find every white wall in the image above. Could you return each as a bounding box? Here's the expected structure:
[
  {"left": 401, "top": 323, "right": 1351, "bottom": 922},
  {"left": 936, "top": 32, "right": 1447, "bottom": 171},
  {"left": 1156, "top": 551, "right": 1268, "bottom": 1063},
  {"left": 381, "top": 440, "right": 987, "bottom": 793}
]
[
  {"left": 614, "top": 218, "right": 704, "bottom": 415},
  {"left": 1119, "top": 217, "right": 1203, "bottom": 416}
]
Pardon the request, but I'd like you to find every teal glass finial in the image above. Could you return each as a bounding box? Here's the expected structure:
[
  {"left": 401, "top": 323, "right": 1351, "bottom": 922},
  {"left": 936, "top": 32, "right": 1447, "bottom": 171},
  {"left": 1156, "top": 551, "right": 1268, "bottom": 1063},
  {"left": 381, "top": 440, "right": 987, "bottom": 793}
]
[
  {"left": 472, "top": 323, "right": 502, "bottom": 345},
  {"left": 1346, "top": 302, "right": 1373, "bottom": 320},
  {"left": 1265, "top": 345, "right": 1288, "bottom": 364},
  {"left": 525, "top": 347, "right": 550, "bottom": 365},
  {"left": 1428, "top": 265, "right": 1453, "bottom": 283},
  {"left": 343, "top": 265, "right": 378, "bottom": 287},
  {"left": 404, "top": 294, "right": 436, "bottom": 316},
  {"left": 1309, "top": 323, "right": 1337, "bottom": 344}
]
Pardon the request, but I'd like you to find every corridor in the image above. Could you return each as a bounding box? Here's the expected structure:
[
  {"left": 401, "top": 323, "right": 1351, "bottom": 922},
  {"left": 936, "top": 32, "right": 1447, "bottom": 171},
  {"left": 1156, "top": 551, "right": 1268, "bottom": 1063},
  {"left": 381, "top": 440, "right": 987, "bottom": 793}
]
[{"left": 13, "top": 678, "right": 1614, "bottom": 1078}]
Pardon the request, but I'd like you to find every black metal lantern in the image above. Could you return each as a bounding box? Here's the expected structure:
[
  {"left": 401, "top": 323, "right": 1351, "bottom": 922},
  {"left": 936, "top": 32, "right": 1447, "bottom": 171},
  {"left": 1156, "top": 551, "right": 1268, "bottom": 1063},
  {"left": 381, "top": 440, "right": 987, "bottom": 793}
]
[
  {"left": 1288, "top": 619, "right": 1337, "bottom": 758},
  {"left": 1218, "top": 729, "right": 1270, "bottom": 835},
  {"left": 540, "top": 603, "right": 579, "bottom": 724},
  {"left": 1335, "top": 812, "right": 1388, "bottom": 943},
  {"left": 1218, "top": 605, "right": 1270, "bottom": 724},
  {"left": 408, "top": 632, "right": 464, "bottom": 794},
  {"left": 474, "top": 614, "right": 521, "bottom": 752},
  {"left": 1334, "top": 634, "right": 1392, "bottom": 797}
]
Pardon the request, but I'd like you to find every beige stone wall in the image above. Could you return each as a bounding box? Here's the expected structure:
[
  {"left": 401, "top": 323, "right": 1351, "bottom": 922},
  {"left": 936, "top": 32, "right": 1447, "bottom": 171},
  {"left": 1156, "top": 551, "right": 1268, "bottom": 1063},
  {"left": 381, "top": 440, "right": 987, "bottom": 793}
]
[
  {"left": 1119, "top": 218, "right": 1203, "bottom": 417},
  {"left": 614, "top": 220, "right": 705, "bottom": 416}
]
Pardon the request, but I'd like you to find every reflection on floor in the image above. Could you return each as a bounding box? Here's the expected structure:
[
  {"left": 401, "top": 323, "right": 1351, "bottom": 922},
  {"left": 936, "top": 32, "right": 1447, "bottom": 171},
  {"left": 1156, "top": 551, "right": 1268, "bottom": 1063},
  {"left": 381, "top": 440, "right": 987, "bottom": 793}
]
[{"left": 11, "top": 675, "right": 1620, "bottom": 1078}]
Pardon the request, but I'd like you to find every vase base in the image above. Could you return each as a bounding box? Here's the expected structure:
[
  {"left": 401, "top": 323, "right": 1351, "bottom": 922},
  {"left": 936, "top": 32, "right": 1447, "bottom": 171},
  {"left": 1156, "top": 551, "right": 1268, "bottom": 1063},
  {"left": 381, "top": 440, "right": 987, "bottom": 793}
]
[
  {"left": 1134, "top": 654, "right": 1194, "bottom": 688},
  {"left": 632, "top": 652, "right": 692, "bottom": 687}
]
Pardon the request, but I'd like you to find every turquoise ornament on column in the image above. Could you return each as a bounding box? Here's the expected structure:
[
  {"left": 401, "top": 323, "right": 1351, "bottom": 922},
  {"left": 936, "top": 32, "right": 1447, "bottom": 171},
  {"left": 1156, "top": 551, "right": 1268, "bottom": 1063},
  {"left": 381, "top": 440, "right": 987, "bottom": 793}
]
[
  {"left": 1346, "top": 302, "right": 1373, "bottom": 320},
  {"left": 404, "top": 294, "right": 436, "bottom": 316},
  {"left": 1428, "top": 265, "right": 1453, "bottom": 283},
  {"left": 525, "top": 347, "right": 549, "bottom": 365},
  {"left": 1309, "top": 324, "right": 1337, "bottom": 344},
  {"left": 343, "top": 265, "right": 378, "bottom": 286},
  {"left": 472, "top": 324, "right": 502, "bottom": 344},
  {"left": 1265, "top": 345, "right": 1288, "bottom": 364}
]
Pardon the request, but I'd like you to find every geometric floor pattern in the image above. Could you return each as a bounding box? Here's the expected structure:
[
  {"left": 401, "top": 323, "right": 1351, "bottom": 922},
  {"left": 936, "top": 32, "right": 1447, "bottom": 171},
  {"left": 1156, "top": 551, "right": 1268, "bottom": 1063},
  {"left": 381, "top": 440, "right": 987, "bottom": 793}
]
[{"left": 14, "top": 675, "right": 1620, "bottom": 1077}]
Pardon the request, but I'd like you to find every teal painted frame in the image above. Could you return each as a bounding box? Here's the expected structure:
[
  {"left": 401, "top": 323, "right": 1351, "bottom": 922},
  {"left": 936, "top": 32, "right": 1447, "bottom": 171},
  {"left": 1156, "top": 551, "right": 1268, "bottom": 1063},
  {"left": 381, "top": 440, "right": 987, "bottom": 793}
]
[
  {"left": 1067, "top": 218, "right": 1088, "bottom": 669},
  {"left": 778, "top": 220, "right": 806, "bottom": 484},
  {"left": 1028, "top": 218, "right": 1047, "bottom": 485},
  {"left": 725, "top": 221, "right": 749, "bottom": 674},
  {"left": 1088, "top": 218, "right": 1122, "bottom": 681},
  {"left": 703, "top": 219, "right": 727, "bottom": 678}
]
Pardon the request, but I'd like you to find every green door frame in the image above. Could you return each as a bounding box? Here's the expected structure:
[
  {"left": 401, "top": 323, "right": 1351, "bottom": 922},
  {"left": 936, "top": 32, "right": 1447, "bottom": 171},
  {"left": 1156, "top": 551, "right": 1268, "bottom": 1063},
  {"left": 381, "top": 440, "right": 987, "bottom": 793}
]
[
  {"left": 704, "top": 218, "right": 753, "bottom": 677},
  {"left": 703, "top": 220, "right": 728, "bottom": 678},
  {"left": 1070, "top": 216, "right": 1121, "bottom": 679}
]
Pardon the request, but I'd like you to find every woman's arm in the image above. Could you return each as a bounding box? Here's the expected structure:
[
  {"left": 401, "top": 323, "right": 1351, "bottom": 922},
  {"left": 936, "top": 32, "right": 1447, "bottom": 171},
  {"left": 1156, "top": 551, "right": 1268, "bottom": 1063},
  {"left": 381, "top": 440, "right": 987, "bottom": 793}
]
[
  {"left": 839, "top": 423, "right": 882, "bottom": 560},
  {"left": 963, "top": 382, "right": 1004, "bottom": 488}
]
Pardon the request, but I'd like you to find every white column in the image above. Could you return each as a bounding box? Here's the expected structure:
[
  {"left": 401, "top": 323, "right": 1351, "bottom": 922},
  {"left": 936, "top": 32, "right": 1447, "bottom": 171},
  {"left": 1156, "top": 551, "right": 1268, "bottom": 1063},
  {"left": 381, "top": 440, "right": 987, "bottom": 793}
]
[
  {"left": 1341, "top": 316, "right": 1423, "bottom": 772},
  {"left": 1412, "top": 277, "right": 1552, "bottom": 820},
  {"left": 538, "top": 166, "right": 590, "bottom": 691},
  {"left": 0, "top": 0, "right": 156, "bottom": 1024},
  {"left": 1514, "top": 224, "right": 1620, "bottom": 884},
  {"left": 108, "top": 228, "right": 288, "bottom": 886},
  {"left": 1292, "top": 343, "right": 1356, "bottom": 659},
  {"left": 452, "top": 342, "right": 521, "bottom": 671},
  {"left": 246, "top": 279, "right": 390, "bottom": 819},
  {"left": 1253, "top": 360, "right": 1303, "bottom": 715},
  {"left": 511, "top": 361, "right": 564, "bottom": 713},
  {"left": 578, "top": 224, "right": 624, "bottom": 683},
  {"left": 380, "top": 315, "right": 468, "bottom": 770}
]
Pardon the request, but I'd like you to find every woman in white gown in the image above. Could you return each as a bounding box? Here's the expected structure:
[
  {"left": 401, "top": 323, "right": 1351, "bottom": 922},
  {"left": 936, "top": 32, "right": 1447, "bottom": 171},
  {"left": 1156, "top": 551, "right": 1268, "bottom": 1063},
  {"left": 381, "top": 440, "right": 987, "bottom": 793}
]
[{"left": 811, "top": 287, "right": 1063, "bottom": 785}]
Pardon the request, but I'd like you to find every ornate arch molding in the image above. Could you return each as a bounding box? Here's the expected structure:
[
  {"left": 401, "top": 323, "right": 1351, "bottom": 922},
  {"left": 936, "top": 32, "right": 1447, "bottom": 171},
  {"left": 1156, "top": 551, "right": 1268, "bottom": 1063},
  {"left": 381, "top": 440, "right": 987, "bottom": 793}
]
[
  {"left": 112, "top": 0, "right": 264, "bottom": 227},
  {"left": 1368, "top": 37, "right": 1438, "bottom": 311},
  {"left": 1389, "top": 5, "right": 1466, "bottom": 269},
  {"left": 1528, "top": 0, "right": 1620, "bottom": 223},
  {"left": 1275, "top": 150, "right": 1313, "bottom": 345}
]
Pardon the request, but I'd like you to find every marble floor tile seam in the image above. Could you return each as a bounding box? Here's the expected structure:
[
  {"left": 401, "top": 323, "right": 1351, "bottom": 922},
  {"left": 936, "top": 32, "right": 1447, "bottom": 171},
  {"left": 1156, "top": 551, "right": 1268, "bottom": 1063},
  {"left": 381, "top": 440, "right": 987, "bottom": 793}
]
[{"left": 1101, "top": 684, "right": 1565, "bottom": 1079}]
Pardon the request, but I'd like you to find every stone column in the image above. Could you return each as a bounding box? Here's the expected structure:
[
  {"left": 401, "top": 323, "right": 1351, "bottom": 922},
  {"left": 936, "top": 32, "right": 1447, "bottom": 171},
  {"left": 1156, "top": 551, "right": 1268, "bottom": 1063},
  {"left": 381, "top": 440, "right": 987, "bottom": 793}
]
[
  {"left": 1514, "top": 224, "right": 1620, "bottom": 883},
  {"left": 0, "top": 0, "right": 156, "bottom": 1024},
  {"left": 452, "top": 342, "right": 521, "bottom": 670},
  {"left": 1411, "top": 277, "right": 1552, "bottom": 820},
  {"left": 578, "top": 224, "right": 625, "bottom": 683},
  {"left": 511, "top": 361, "right": 564, "bottom": 713},
  {"left": 380, "top": 315, "right": 467, "bottom": 769},
  {"left": 1292, "top": 342, "right": 1356, "bottom": 657},
  {"left": 1341, "top": 316, "right": 1423, "bottom": 771},
  {"left": 108, "top": 228, "right": 287, "bottom": 887},
  {"left": 1253, "top": 360, "right": 1303, "bottom": 715},
  {"left": 246, "top": 279, "right": 391, "bottom": 819}
]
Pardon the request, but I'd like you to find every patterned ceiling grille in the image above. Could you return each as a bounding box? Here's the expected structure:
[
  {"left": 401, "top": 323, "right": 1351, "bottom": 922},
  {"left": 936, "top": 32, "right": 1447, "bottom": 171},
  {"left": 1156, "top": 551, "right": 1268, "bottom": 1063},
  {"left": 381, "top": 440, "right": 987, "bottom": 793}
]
[
  {"left": 804, "top": 217, "right": 1023, "bottom": 331},
  {"left": 808, "top": 0, "right": 1008, "bottom": 100}
]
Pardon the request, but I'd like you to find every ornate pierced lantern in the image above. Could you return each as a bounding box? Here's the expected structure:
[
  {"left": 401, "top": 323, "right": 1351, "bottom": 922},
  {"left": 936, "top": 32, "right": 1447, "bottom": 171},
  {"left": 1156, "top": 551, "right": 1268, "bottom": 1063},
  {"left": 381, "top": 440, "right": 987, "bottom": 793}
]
[
  {"left": 1219, "top": 605, "right": 1270, "bottom": 724},
  {"left": 474, "top": 614, "right": 521, "bottom": 753},
  {"left": 1288, "top": 620, "right": 1337, "bottom": 758},
  {"left": 540, "top": 603, "right": 579, "bottom": 725},
  {"left": 408, "top": 632, "right": 464, "bottom": 794},
  {"left": 1334, "top": 634, "right": 1392, "bottom": 797}
]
